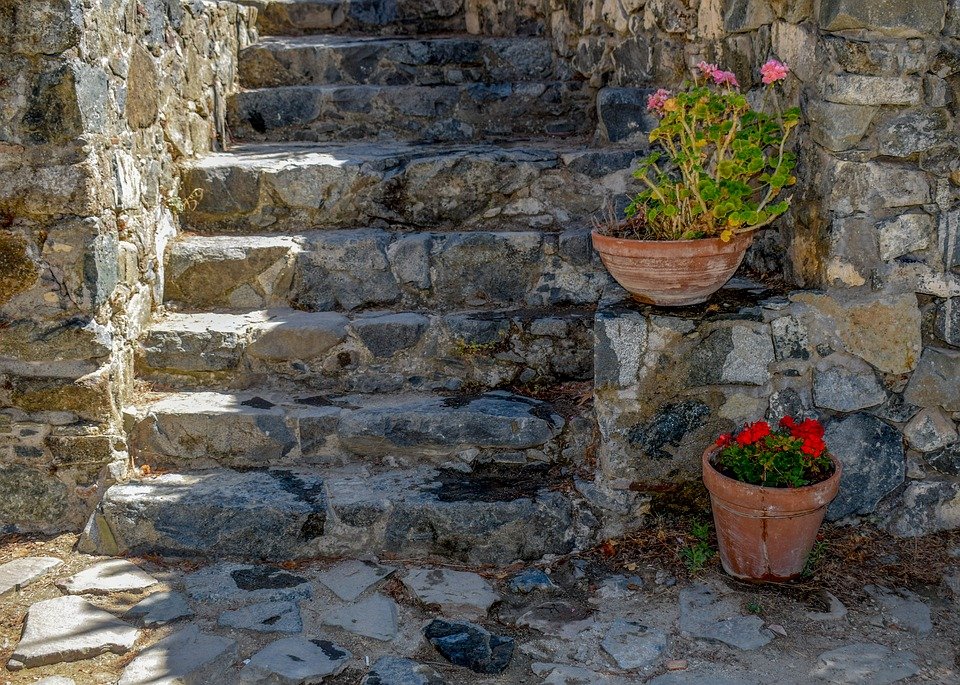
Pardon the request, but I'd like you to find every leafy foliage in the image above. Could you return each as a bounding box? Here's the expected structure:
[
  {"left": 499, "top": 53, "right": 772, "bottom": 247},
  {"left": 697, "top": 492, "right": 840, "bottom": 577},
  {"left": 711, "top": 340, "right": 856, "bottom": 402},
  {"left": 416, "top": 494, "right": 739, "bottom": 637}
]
[
  {"left": 712, "top": 417, "right": 834, "bottom": 488},
  {"left": 615, "top": 62, "right": 799, "bottom": 241}
]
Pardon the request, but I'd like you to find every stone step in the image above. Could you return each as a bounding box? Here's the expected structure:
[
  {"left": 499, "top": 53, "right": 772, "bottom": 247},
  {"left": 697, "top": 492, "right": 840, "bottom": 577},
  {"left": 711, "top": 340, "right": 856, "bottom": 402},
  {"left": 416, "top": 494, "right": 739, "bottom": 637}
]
[
  {"left": 181, "top": 142, "right": 640, "bottom": 233},
  {"left": 246, "top": 0, "right": 541, "bottom": 37},
  {"left": 239, "top": 35, "right": 569, "bottom": 88},
  {"left": 126, "top": 389, "right": 574, "bottom": 471},
  {"left": 227, "top": 82, "right": 594, "bottom": 144},
  {"left": 163, "top": 229, "right": 608, "bottom": 312},
  {"left": 139, "top": 307, "right": 594, "bottom": 393},
  {"left": 80, "top": 463, "right": 586, "bottom": 564}
]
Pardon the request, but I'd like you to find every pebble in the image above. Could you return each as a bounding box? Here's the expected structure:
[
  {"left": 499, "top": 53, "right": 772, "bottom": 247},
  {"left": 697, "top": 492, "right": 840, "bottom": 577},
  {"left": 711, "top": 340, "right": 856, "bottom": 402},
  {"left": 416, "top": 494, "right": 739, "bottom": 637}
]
[
  {"left": 665, "top": 659, "right": 688, "bottom": 670},
  {"left": 508, "top": 568, "right": 558, "bottom": 594}
]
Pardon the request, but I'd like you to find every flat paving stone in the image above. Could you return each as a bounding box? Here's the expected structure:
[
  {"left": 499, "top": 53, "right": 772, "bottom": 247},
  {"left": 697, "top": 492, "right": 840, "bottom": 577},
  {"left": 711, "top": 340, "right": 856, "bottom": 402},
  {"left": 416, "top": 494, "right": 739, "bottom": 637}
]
[
  {"left": 317, "top": 559, "right": 396, "bottom": 601},
  {"left": 679, "top": 583, "right": 773, "bottom": 650},
  {"left": 185, "top": 563, "right": 312, "bottom": 604},
  {"left": 649, "top": 669, "right": 760, "bottom": 685},
  {"left": 362, "top": 655, "right": 446, "bottom": 684},
  {"left": 57, "top": 559, "right": 158, "bottom": 595},
  {"left": 601, "top": 618, "right": 668, "bottom": 669},
  {"left": 126, "top": 591, "right": 195, "bottom": 626},
  {"left": 118, "top": 624, "right": 239, "bottom": 685},
  {"left": 8, "top": 595, "right": 139, "bottom": 669},
  {"left": 322, "top": 594, "right": 399, "bottom": 641},
  {"left": 425, "top": 619, "right": 514, "bottom": 674},
  {"left": 34, "top": 678, "right": 77, "bottom": 685},
  {"left": 809, "top": 643, "right": 920, "bottom": 685},
  {"left": 532, "top": 662, "right": 633, "bottom": 685},
  {"left": 402, "top": 568, "right": 498, "bottom": 618},
  {"left": 219, "top": 600, "right": 302, "bottom": 633},
  {"left": 0, "top": 556, "right": 62, "bottom": 597},
  {"left": 516, "top": 601, "right": 595, "bottom": 638},
  {"left": 865, "top": 585, "right": 933, "bottom": 634},
  {"left": 240, "top": 636, "right": 351, "bottom": 684}
]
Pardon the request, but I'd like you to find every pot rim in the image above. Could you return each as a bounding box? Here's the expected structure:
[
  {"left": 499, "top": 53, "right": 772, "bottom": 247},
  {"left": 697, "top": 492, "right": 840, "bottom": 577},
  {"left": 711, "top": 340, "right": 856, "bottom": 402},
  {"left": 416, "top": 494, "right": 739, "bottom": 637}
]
[
  {"left": 702, "top": 445, "right": 843, "bottom": 496},
  {"left": 591, "top": 227, "right": 758, "bottom": 246}
]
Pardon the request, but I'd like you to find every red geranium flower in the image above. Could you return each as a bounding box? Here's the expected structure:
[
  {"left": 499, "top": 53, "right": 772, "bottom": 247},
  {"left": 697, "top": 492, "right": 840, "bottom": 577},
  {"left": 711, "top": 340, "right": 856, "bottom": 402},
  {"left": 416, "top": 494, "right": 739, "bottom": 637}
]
[
  {"left": 736, "top": 421, "right": 771, "bottom": 446},
  {"left": 715, "top": 433, "right": 733, "bottom": 447}
]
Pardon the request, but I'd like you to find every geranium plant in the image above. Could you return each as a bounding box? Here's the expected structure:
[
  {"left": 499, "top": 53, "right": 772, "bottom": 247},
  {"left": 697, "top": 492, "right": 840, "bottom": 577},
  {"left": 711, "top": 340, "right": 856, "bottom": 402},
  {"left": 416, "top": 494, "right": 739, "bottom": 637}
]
[
  {"left": 612, "top": 59, "right": 799, "bottom": 241},
  {"left": 712, "top": 416, "right": 834, "bottom": 488}
]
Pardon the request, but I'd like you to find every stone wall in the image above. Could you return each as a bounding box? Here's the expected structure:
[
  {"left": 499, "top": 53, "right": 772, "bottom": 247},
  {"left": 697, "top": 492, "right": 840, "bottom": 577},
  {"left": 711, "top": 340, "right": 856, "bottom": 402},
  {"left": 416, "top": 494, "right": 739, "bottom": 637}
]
[
  {"left": 0, "top": 0, "right": 255, "bottom": 532},
  {"left": 588, "top": 2, "right": 960, "bottom": 536}
]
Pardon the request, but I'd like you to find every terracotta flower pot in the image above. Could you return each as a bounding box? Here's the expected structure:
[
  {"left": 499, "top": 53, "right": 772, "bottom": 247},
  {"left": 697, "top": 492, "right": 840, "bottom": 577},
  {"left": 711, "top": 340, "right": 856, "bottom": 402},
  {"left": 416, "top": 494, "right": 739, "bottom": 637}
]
[
  {"left": 591, "top": 230, "right": 755, "bottom": 307},
  {"left": 702, "top": 446, "right": 842, "bottom": 582}
]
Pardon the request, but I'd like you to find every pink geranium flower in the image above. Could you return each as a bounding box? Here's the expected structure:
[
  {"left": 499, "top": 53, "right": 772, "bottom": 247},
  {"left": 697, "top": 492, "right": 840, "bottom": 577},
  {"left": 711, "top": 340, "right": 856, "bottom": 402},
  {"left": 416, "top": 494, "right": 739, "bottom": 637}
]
[
  {"left": 646, "top": 88, "right": 671, "bottom": 114},
  {"left": 761, "top": 59, "right": 790, "bottom": 85},
  {"left": 696, "top": 61, "right": 720, "bottom": 79},
  {"left": 712, "top": 69, "right": 739, "bottom": 88}
]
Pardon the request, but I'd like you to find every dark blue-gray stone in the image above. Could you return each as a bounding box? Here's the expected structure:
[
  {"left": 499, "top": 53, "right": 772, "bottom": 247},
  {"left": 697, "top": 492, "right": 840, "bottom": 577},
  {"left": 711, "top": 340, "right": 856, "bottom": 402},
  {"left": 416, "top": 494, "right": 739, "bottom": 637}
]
[
  {"left": 825, "top": 414, "right": 905, "bottom": 520},
  {"left": 424, "top": 619, "right": 514, "bottom": 674},
  {"left": 507, "top": 569, "right": 557, "bottom": 594}
]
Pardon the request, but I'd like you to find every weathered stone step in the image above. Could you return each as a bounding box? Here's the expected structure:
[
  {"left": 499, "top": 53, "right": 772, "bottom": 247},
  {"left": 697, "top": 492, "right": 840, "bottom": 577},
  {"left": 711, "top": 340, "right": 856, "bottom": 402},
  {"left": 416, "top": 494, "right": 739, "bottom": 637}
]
[
  {"left": 245, "top": 0, "right": 541, "bottom": 37},
  {"left": 80, "top": 463, "right": 586, "bottom": 564},
  {"left": 139, "top": 307, "right": 594, "bottom": 393},
  {"left": 181, "top": 142, "right": 640, "bottom": 232},
  {"left": 164, "top": 229, "right": 607, "bottom": 312},
  {"left": 127, "top": 389, "right": 573, "bottom": 471},
  {"left": 228, "top": 82, "right": 594, "bottom": 143},
  {"left": 240, "top": 35, "right": 569, "bottom": 88}
]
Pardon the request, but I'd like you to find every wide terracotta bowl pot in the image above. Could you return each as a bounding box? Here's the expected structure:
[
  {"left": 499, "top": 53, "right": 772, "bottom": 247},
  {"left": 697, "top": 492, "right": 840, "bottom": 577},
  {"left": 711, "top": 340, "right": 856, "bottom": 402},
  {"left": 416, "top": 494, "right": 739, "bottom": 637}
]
[
  {"left": 702, "top": 446, "right": 842, "bottom": 582},
  {"left": 591, "top": 230, "right": 755, "bottom": 307}
]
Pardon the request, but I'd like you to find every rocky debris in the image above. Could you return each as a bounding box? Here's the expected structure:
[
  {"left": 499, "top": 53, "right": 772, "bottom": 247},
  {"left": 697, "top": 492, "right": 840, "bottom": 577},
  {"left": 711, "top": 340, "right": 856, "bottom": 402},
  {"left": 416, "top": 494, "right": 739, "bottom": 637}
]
[
  {"left": 809, "top": 643, "right": 919, "bottom": 685},
  {"left": 806, "top": 591, "right": 848, "bottom": 621},
  {"left": 0, "top": 556, "right": 62, "bottom": 597},
  {"left": 8, "top": 596, "right": 139, "bottom": 669},
  {"left": 516, "top": 601, "right": 594, "bottom": 637},
  {"left": 424, "top": 619, "right": 515, "bottom": 674},
  {"left": 402, "top": 568, "right": 499, "bottom": 618},
  {"left": 678, "top": 583, "right": 773, "bottom": 650},
  {"left": 185, "top": 563, "right": 313, "bottom": 604},
  {"left": 57, "top": 559, "right": 158, "bottom": 595},
  {"left": 85, "top": 471, "right": 329, "bottom": 561},
  {"left": 903, "top": 408, "right": 958, "bottom": 452},
  {"left": 362, "top": 656, "right": 446, "bottom": 685},
  {"left": 508, "top": 569, "right": 558, "bottom": 594},
  {"left": 322, "top": 594, "right": 399, "bottom": 640},
  {"left": 240, "top": 636, "right": 351, "bottom": 684},
  {"left": 600, "top": 619, "right": 668, "bottom": 669},
  {"left": 118, "top": 625, "right": 239, "bottom": 685},
  {"left": 317, "top": 559, "right": 396, "bottom": 601},
  {"left": 592, "top": 574, "right": 644, "bottom": 601},
  {"left": 864, "top": 585, "right": 933, "bottom": 634},
  {"left": 126, "top": 591, "right": 195, "bottom": 626},
  {"left": 885, "top": 479, "right": 960, "bottom": 537},
  {"left": 219, "top": 600, "right": 303, "bottom": 633},
  {"left": 825, "top": 414, "right": 905, "bottom": 520}
]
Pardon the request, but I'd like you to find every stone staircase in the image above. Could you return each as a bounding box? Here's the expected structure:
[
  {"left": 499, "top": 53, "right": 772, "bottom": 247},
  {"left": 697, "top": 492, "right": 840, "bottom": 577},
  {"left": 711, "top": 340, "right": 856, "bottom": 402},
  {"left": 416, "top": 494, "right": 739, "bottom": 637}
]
[{"left": 81, "top": 0, "right": 645, "bottom": 565}]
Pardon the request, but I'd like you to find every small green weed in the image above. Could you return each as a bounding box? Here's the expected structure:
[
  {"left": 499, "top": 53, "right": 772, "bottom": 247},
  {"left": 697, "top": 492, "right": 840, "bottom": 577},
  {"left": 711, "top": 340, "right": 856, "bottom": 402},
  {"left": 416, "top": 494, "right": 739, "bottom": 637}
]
[
  {"left": 680, "top": 519, "right": 716, "bottom": 574},
  {"left": 802, "top": 539, "right": 828, "bottom": 578}
]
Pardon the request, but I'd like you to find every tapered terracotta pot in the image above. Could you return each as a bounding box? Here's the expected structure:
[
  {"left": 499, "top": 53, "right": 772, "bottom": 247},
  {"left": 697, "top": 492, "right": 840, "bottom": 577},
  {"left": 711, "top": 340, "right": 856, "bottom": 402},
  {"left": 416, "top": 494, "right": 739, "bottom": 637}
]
[
  {"left": 591, "top": 230, "right": 755, "bottom": 306},
  {"left": 702, "top": 447, "right": 842, "bottom": 582}
]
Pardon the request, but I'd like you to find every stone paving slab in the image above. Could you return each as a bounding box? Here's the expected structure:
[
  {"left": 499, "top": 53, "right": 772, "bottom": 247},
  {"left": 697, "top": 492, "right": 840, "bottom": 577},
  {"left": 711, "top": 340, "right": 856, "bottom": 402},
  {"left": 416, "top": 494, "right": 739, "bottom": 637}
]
[
  {"left": 362, "top": 655, "right": 445, "bottom": 684},
  {"left": 0, "top": 556, "right": 62, "bottom": 597},
  {"left": 219, "top": 600, "right": 303, "bottom": 633},
  {"left": 317, "top": 559, "right": 396, "bottom": 601},
  {"left": 57, "top": 558, "right": 158, "bottom": 595},
  {"left": 118, "top": 625, "right": 239, "bottom": 685},
  {"left": 402, "top": 567, "right": 499, "bottom": 618},
  {"left": 184, "top": 563, "right": 313, "bottom": 604},
  {"left": 322, "top": 594, "right": 399, "bottom": 640},
  {"left": 126, "top": 590, "right": 195, "bottom": 626},
  {"left": 809, "top": 643, "right": 920, "bottom": 685},
  {"left": 678, "top": 582, "right": 773, "bottom": 650},
  {"left": 8, "top": 596, "right": 139, "bottom": 669},
  {"left": 240, "top": 636, "right": 351, "bottom": 683}
]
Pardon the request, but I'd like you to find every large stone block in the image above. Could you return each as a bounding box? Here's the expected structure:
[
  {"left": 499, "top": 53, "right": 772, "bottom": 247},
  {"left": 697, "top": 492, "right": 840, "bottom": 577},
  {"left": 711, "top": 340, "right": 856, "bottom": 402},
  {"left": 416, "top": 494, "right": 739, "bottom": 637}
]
[
  {"left": 824, "top": 74, "right": 923, "bottom": 106},
  {"left": 877, "top": 214, "right": 934, "bottom": 261},
  {"left": 886, "top": 480, "right": 960, "bottom": 537},
  {"left": 826, "top": 414, "right": 905, "bottom": 520},
  {"left": 0, "top": 231, "right": 39, "bottom": 306},
  {"left": 596, "top": 88, "right": 657, "bottom": 145},
  {"left": 807, "top": 102, "right": 876, "bottom": 152},
  {"left": 904, "top": 347, "right": 960, "bottom": 411},
  {"left": 0, "top": 464, "right": 68, "bottom": 529},
  {"left": 877, "top": 109, "right": 953, "bottom": 157},
  {"left": 826, "top": 160, "right": 929, "bottom": 216},
  {"left": 818, "top": 0, "right": 946, "bottom": 37}
]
